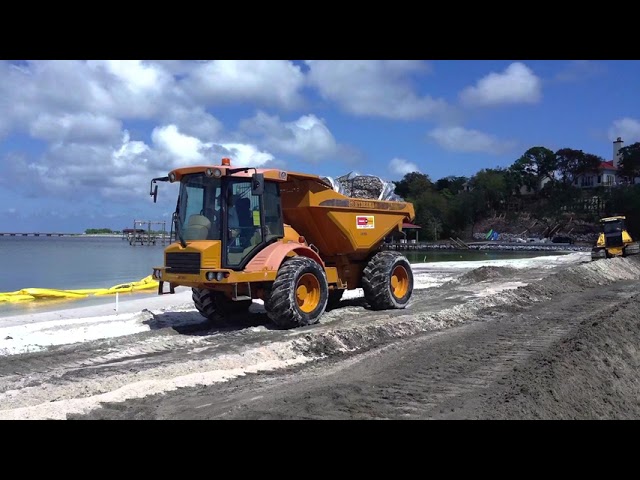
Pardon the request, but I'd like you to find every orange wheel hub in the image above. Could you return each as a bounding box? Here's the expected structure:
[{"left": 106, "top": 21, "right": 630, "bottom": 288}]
[
  {"left": 390, "top": 265, "right": 409, "bottom": 299},
  {"left": 296, "top": 273, "right": 321, "bottom": 313}
]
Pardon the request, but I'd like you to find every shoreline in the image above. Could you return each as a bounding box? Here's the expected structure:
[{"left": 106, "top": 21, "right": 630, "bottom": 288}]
[
  {"left": 1, "top": 252, "right": 588, "bottom": 324},
  {"left": 0, "top": 252, "right": 590, "bottom": 356},
  {"left": 0, "top": 249, "right": 583, "bottom": 317}
]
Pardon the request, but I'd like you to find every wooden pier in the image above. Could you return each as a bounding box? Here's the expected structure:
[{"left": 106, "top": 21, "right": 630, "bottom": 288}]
[{"left": 125, "top": 220, "right": 174, "bottom": 246}]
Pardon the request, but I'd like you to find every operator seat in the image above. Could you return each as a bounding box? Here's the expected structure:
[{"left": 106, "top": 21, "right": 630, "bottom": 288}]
[{"left": 184, "top": 214, "right": 211, "bottom": 240}]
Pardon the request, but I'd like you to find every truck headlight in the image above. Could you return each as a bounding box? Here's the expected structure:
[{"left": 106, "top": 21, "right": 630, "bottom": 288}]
[{"left": 206, "top": 271, "right": 225, "bottom": 281}]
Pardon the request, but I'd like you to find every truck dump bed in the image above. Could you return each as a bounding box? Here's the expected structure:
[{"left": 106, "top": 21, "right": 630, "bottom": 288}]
[{"left": 280, "top": 175, "right": 414, "bottom": 258}]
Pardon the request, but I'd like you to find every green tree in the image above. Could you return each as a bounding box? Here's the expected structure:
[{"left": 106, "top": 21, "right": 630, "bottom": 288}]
[
  {"left": 511, "top": 146, "right": 557, "bottom": 193},
  {"left": 617, "top": 142, "right": 640, "bottom": 183},
  {"left": 446, "top": 192, "right": 475, "bottom": 235},
  {"left": 412, "top": 190, "right": 448, "bottom": 240},
  {"left": 393, "top": 172, "right": 432, "bottom": 199},
  {"left": 607, "top": 184, "right": 640, "bottom": 238},
  {"left": 435, "top": 176, "right": 468, "bottom": 195},
  {"left": 470, "top": 168, "right": 510, "bottom": 211},
  {"left": 555, "top": 148, "right": 602, "bottom": 186}
]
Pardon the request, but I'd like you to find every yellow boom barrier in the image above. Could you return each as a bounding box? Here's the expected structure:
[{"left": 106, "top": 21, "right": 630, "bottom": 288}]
[{"left": 0, "top": 275, "right": 159, "bottom": 303}]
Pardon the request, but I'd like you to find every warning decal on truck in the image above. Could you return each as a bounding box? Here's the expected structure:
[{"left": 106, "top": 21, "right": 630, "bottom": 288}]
[{"left": 356, "top": 215, "right": 375, "bottom": 229}]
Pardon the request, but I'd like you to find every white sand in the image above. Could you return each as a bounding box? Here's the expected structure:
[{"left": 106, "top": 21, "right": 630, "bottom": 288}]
[{"left": 0, "top": 252, "right": 590, "bottom": 357}]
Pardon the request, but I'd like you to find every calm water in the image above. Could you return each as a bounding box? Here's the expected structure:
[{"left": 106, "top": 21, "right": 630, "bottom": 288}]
[
  {"left": 0, "top": 236, "right": 567, "bottom": 317},
  {"left": 0, "top": 236, "right": 165, "bottom": 292},
  {"left": 0, "top": 236, "right": 167, "bottom": 316}
]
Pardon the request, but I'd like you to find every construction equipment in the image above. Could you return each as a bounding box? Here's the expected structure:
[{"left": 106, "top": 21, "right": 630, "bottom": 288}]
[
  {"left": 149, "top": 158, "right": 416, "bottom": 329},
  {"left": 591, "top": 215, "right": 640, "bottom": 261}
]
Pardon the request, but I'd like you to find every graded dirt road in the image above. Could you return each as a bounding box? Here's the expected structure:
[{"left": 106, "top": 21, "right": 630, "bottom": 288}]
[{"left": 1, "top": 254, "right": 639, "bottom": 420}]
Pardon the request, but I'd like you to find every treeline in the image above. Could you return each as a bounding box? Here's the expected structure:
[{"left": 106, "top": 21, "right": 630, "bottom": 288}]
[
  {"left": 393, "top": 142, "right": 640, "bottom": 240},
  {"left": 85, "top": 228, "right": 116, "bottom": 234}
]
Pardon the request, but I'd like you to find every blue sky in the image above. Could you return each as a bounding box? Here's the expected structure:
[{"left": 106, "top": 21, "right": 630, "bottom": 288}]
[{"left": 1, "top": 60, "right": 639, "bottom": 232}]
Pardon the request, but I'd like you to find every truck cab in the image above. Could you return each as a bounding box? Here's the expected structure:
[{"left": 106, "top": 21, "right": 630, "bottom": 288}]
[{"left": 176, "top": 171, "right": 285, "bottom": 269}]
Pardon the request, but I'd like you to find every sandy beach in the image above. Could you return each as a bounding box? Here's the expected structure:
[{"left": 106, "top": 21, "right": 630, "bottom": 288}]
[
  {"left": 4, "top": 251, "right": 640, "bottom": 420},
  {"left": 0, "top": 253, "right": 587, "bottom": 357}
]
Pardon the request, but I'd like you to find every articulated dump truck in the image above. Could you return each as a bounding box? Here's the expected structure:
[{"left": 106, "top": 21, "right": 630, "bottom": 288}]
[{"left": 150, "top": 158, "right": 416, "bottom": 329}]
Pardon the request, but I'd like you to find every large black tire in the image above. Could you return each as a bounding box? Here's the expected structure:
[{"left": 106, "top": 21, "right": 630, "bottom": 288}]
[
  {"left": 264, "top": 256, "right": 328, "bottom": 329},
  {"left": 327, "top": 289, "right": 345, "bottom": 310},
  {"left": 591, "top": 248, "right": 606, "bottom": 261},
  {"left": 191, "top": 288, "right": 252, "bottom": 322},
  {"left": 362, "top": 251, "right": 413, "bottom": 310}
]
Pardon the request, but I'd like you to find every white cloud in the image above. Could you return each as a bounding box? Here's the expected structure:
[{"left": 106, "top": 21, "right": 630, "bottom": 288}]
[
  {"left": 0, "top": 60, "right": 290, "bottom": 145},
  {"left": 305, "top": 60, "right": 450, "bottom": 120},
  {"left": 214, "top": 143, "right": 274, "bottom": 167},
  {"left": 239, "top": 111, "right": 341, "bottom": 162},
  {"left": 428, "top": 126, "right": 516, "bottom": 154},
  {"left": 29, "top": 113, "right": 122, "bottom": 143},
  {"left": 0, "top": 133, "right": 154, "bottom": 201},
  {"left": 608, "top": 118, "right": 640, "bottom": 144},
  {"left": 1, "top": 124, "right": 277, "bottom": 206},
  {"left": 459, "top": 62, "right": 542, "bottom": 107},
  {"left": 162, "top": 107, "right": 223, "bottom": 141},
  {"left": 389, "top": 158, "right": 420, "bottom": 176},
  {"left": 150, "top": 125, "right": 275, "bottom": 169},
  {"left": 89, "top": 60, "right": 170, "bottom": 95},
  {"left": 151, "top": 125, "right": 206, "bottom": 163},
  {"left": 184, "top": 60, "right": 306, "bottom": 109},
  {"left": 0, "top": 60, "right": 177, "bottom": 142}
]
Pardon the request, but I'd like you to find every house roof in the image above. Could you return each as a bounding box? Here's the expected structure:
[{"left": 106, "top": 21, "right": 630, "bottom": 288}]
[{"left": 600, "top": 160, "right": 617, "bottom": 170}]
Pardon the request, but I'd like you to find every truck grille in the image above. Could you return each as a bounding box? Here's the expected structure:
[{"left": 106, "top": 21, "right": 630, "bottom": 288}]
[
  {"left": 166, "top": 252, "right": 201, "bottom": 274},
  {"left": 605, "top": 234, "right": 623, "bottom": 248}
]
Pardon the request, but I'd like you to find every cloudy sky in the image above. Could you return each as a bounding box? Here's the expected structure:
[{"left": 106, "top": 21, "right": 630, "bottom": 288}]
[{"left": 1, "top": 60, "right": 639, "bottom": 232}]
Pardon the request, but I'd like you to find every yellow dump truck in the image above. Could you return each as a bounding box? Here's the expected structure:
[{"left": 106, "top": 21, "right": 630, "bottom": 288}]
[
  {"left": 591, "top": 215, "right": 640, "bottom": 260},
  {"left": 150, "top": 158, "right": 416, "bottom": 329}
]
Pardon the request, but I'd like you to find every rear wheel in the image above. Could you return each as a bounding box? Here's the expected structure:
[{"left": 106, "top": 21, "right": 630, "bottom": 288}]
[
  {"left": 363, "top": 251, "right": 413, "bottom": 310},
  {"left": 591, "top": 248, "right": 606, "bottom": 261},
  {"left": 265, "top": 256, "right": 328, "bottom": 329},
  {"left": 192, "top": 288, "right": 252, "bottom": 322}
]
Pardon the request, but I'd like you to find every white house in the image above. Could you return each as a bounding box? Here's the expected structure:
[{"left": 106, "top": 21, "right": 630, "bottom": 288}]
[{"left": 574, "top": 137, "right": 636, "bottom": 188}]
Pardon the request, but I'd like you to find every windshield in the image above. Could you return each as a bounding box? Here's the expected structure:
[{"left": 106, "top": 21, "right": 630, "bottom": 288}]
[
  {"left": 178, "top": 174, "right": 222, "bottom": 241},
  {"left": 603, "top": 220, "right": 624, "bottom": 234}
]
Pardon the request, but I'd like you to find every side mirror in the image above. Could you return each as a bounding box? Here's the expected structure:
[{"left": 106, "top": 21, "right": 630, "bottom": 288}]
[
  {"left": 251, "top": 173, "right": 265, "bottom": 196},
  {"left": 150, "top": 176, "right": 168, "bottom": 203}
]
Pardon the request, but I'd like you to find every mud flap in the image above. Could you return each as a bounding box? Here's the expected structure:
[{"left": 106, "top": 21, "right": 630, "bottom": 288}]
[{"left": 158, "top": 281, "right": 176, "bottom": 295}]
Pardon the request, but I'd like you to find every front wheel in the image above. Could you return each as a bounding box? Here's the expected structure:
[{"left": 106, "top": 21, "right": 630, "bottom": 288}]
[
  {"left": 192, "top": 288, "right": 252, "bottom": 323},
  {"left": 265, "top": 256, "right": 328, "bottom": 329},
  {"left": 362, "top": 251, "right": 413, "bottom": 310}
]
